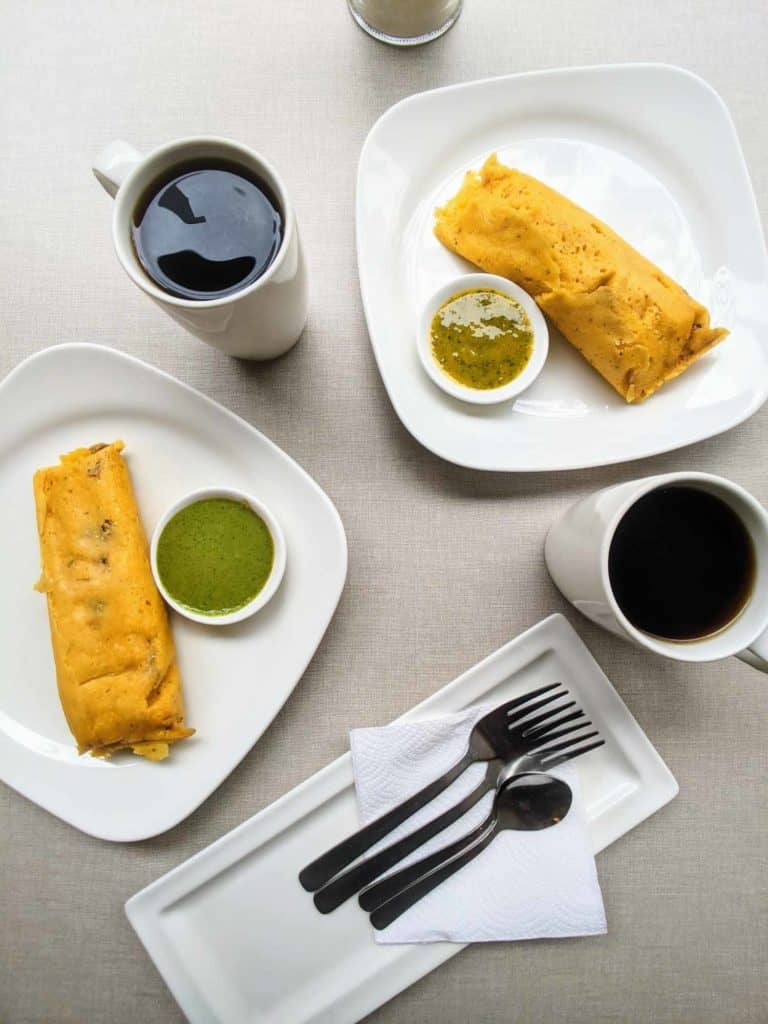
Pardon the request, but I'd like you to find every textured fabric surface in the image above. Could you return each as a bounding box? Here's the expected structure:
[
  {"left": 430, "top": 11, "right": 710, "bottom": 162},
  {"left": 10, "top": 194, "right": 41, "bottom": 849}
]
[
  {"left": 1, "top": 1, "right": 767, "bottom": 1022},
  {"left": 351, "top": 706, "right": 606, "bottom": 943}
]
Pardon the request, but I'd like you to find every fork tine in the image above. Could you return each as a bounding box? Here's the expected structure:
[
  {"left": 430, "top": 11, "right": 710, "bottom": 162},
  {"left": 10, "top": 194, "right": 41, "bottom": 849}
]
[
  {"left": 527, "top": 719, "right": 593, "bottom": 747},
  {"left": 510, "top": 699, "right": 575, "bottom": 733},
  {"left": 497, "top": 682, "right": 564, "bottom": 719},
  {"left": 523, "top": 707, "right": 585, "bottom": 738},
  {"left": 531, "top": 731, "right": 600, "bottom": 758},
  {"left": 539, "top": 738, "right": 605, "bottom": 769},
  {"left": 512, "top": 692, "right": 573, "bottom": 724}
]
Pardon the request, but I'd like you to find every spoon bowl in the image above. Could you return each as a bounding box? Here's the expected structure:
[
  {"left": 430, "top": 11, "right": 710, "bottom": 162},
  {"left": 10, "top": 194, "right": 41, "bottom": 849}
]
[{"left": 496, "top": 771, "right": 573, "bottom": 831}]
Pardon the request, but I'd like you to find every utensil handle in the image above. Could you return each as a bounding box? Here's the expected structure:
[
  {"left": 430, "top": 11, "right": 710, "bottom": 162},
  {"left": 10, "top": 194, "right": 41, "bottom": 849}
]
[
  {"left": 314, "top": 765, "right": 496, "bottom": 913},
  {"left": 370, "top": 818, "right": 498, "bottom": 930},
  {"left": 299, "top": 750, "right": 476, "bottom": 892},
  {"left": 359, "top": 802, "right": 494, "bottom": 912}
]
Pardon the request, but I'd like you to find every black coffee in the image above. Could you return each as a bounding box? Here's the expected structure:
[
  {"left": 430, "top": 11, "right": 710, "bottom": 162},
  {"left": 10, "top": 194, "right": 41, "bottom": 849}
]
[
  {"left": 608, "top": 485, "right": 755, "bottom": 641},
  {"left": 131, "top": 160, "right": 283, "bottom": 300}
]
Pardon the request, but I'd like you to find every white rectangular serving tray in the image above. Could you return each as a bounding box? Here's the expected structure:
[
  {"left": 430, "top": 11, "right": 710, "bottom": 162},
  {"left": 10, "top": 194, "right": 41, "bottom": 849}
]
[{"left": 127, "top": 614, "right": 678, "bottom": 1024}]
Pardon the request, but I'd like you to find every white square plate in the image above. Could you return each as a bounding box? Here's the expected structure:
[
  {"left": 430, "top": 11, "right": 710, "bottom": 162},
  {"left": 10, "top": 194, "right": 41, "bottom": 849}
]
[
  {"left": 0, "top": 344, "right": 347, "bottom": 841},
  {"left": 356, "top": 64, "right": 768, "bottom": 471},
  {"left": 126, "top": 613, "right": 678, "bottom": 1024}
]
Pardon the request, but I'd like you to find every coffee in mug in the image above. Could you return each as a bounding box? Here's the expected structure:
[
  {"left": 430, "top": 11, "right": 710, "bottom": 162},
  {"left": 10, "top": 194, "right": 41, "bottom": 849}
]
[
  {"left": 608, "top": 485, "right": 755, "bottom": 641},
  {"left": 131, "top": 160, "right": 283, "bottom": 301}
]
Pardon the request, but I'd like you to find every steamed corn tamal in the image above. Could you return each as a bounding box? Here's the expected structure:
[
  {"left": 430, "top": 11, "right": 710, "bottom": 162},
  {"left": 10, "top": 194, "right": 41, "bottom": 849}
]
[
  {"left": 33, "top": 441, "right": 193, "bottom": 759},
  {"left": 434, "top": 155, "right": 728, "bottom": 402}
]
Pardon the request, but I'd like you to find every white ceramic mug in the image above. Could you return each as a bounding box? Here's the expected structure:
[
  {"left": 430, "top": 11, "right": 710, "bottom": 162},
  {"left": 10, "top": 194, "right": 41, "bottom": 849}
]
[
  {"left": 93, "top": 137, "right": 308, "bottom": 359},
  {"left": 545, "top": 472, "right": 768, "bottom": 672}
]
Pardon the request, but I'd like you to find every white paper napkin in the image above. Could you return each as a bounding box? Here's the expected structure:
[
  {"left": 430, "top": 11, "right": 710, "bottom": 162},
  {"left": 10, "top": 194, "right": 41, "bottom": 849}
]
[{"left": 350, "top": 705, "right": 607, "bottom": 944}]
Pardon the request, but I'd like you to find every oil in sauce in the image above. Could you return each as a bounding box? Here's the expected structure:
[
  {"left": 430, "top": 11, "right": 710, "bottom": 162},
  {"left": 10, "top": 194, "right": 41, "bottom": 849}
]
[{"left": 430, "top": 288, "right": 534, "bottom": 390}]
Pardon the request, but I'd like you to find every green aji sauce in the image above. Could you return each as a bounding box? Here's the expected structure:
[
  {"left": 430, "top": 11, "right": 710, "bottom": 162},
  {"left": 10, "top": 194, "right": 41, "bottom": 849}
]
[
  {"left": 431, "top": 288, "right": 534, "bottom": 390},
  {"left": 157, "top": 498, "right": 274, "bottom": 615}
]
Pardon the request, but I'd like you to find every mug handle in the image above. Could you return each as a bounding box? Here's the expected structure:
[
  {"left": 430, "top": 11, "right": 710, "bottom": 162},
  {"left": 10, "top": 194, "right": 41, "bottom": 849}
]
[
  {"left": 737, "top": 627, "right": 768, "bottom": 673},
  {"left": 92, "top": 140, "right": 143, "bottom": 198}
]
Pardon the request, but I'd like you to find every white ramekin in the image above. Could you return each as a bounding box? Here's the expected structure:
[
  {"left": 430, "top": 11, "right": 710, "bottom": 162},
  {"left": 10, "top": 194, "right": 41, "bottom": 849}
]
[
  {"left": 417, "top": 272, "right": 549, "bottom": 404},
  {"left": 150, "top": 487, "right": 286, "bottom": 626}
]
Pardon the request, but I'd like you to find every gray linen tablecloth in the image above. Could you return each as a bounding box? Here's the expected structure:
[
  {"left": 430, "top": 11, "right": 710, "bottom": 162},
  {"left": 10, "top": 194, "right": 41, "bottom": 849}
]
[{"left": 1, "top": 2, "right": 766, "bottom": 1022}]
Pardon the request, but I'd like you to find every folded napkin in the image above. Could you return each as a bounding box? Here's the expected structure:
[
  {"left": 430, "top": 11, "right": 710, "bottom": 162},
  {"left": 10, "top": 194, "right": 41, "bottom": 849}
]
[{"left": 350, "top": 705, "right": 607, "bottom": 944}]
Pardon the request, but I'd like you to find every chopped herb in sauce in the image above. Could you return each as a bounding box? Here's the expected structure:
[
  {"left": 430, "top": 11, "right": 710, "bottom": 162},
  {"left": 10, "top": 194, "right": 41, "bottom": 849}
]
[
  {"left": 430, "top": 288, "right": 534, "bottom": 390},
  {"left": 157, "top": 498, "right": 274, "bottom": 616}
]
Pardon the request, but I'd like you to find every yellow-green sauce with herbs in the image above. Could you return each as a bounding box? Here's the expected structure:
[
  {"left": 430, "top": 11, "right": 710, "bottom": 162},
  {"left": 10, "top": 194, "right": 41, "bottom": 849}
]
[
  {"left": 430, "top": 288, "right": 534, "bottom": 390},
  {"left": 157, "top": 498, "right": 274, "bottom": 616}
]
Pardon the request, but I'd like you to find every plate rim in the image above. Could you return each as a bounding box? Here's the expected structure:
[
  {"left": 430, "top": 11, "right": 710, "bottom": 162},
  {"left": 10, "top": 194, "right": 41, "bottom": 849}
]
[
  {"left": 0, "top": 342, "right": 348, "bottom": 841},
  {"left": 356, "top": 62, "right": 768, "bottom": 472},
  {"left": 125, "top": 612, "right": 678, "bottom": 1024}
]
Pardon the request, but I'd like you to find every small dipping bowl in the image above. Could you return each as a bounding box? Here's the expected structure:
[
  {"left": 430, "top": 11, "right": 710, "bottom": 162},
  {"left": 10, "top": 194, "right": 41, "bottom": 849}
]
[
  {"left": 417, "top": 272, "right": 549, "bottom": 404},
  {"left": 150, "top": 487, "right": 286, "bottom": 626}
]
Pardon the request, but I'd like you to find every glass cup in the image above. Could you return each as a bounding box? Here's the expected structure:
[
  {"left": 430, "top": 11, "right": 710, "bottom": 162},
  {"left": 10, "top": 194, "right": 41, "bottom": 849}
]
[{"left": 347, "top": 0, "right": 463, "bottom": 46}]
